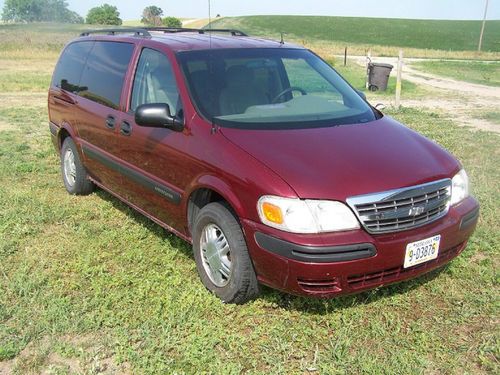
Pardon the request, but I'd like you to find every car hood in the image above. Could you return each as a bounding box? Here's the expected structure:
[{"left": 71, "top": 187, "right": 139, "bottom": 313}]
[{"left": 220, "top": 116, "right": 459, "bottom": 201}]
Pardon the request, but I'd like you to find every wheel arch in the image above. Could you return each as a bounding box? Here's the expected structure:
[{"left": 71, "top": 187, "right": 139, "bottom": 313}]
[
  {"left": 57, "top": 123, "right": 78, "bottom": 151},
  {"left": 185, "top": 176, "right": 246, "bottom": 236}
]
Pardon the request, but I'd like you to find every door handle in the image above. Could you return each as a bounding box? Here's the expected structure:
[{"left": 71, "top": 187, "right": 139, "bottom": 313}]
[
  {"left": 54, "top": 95, "right": 77, "bottom": 105},
  {"left": 105, "top": 115, "right": 115, "bottom": 129},
  {"left": 120, "top": 121, "right": 132, "bottom": 136}
]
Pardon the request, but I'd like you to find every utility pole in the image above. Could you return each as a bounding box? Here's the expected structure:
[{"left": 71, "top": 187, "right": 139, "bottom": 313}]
[{"left": 478, "top": 0, "right": 489, "bottom": 52}]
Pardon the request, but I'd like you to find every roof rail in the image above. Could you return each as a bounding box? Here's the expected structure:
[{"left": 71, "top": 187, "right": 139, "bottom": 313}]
[
  {"left": 80, "top": 28, "right": 151, "bottom": 37},
  {"left": 143, "top": 27, "right": 248, "bottom": 36},
  {"left": 79, "top": 27, "right": 248, "bottom": 38}
]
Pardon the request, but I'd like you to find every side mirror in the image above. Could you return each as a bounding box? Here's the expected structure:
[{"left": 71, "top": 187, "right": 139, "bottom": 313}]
[
  {"left": 356, "top": 89, "right": 367, "bottom": 101},
  {"left": 135, "top": 103, "right": 184, "bottom": 132}
]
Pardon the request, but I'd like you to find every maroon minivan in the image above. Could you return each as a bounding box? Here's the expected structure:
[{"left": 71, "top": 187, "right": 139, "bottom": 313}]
[{"left": 48, "top": 28, "right": 479, "bottom": 303}]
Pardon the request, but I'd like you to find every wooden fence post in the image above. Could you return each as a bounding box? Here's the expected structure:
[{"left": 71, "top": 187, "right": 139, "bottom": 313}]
[
  {"left": 365, "top": 49, "right": 371, "bottom": 90},
  {"left": 395, "top": 49, "right": 403, "bottom": 108}
]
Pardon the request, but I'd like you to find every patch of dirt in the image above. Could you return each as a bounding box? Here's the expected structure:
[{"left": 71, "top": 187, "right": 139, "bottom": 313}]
[
  {"left": 0, "top": 360, "right": 14, "bottom": 374},
  {"left": 41, "top": 352, "right": 81, "bottom": 374},
  {"left": 0, "top": 92, "right": 47, "bottom": 109},
  {"left": 403, "top": 64, "right": 500, "bottom": 100},
  {"left": 349, "top": 56, "right": 500, "bottom": 134},
  {"left": 395, "top": 98, "right": 499, "bottom": 133},
  {"left": 0, "top": 334, "right": 131, "bottom": 375},
  {"left": 0, "top": 119, "right": 16, "bottom": 132}
]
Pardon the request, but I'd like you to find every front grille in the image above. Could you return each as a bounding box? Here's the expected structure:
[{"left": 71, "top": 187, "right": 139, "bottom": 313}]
[
  {"left": 347, "top": 243, "right": 463, "bottom": 289},
  {"left": 347, "top": 179, "right": 451, "bottom": 234}
]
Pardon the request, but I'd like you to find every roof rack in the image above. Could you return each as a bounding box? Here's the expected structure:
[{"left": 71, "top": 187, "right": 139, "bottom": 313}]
[
  {"left": 79, "top": 27, "right": 248, "bottom": 38},
  {"left": 80, "top": 28, "right": 152, "bottom": 37},
  {"left": 144, "top": 27, "right": 248, "bottom": 36}
]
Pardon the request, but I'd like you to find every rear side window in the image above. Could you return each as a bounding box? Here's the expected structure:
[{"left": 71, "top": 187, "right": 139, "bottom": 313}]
[
  {"left": 52, "top": 41, "right": 93, "bottom": 93},
  {"left": 79, "top": 41, "right": 134, "bottom": 110}
]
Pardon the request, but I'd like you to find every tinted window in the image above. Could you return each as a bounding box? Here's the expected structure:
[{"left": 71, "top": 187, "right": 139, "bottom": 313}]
[
  {"left": 79, "top": 41, "right": 134, "bottom": 110},
  {"left": 52, "top": 41, "right": 93, "bottom": 93},
  {"left": 131, "top": 48, "right": 182, "bottom": 117}
]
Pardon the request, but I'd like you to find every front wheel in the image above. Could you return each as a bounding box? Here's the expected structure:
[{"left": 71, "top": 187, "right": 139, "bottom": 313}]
[{"left": 193, "top": 202, "right": 259, "bottom": 304}]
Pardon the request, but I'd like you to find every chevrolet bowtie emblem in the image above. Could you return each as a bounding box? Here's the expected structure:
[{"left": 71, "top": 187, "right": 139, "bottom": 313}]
[{"left": 408, "top": 206, "right": 425, "bottom": 216}]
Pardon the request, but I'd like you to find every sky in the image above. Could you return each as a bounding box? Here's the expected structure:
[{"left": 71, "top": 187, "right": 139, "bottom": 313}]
[{"left": 0, "top": 0, "right": 499, "bottom": 21}]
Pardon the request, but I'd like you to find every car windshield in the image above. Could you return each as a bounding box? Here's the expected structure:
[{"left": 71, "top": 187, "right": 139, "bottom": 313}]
[{"left": 177, "top": 48, "right": 378, "bottom": 130}]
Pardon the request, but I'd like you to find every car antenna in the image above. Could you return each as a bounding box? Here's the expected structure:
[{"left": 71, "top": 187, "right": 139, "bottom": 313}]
[
  {"left": 280, "top": 32, "right": 285, "bottom": 45},
  {"left": 208, "top": 0, "right": 217, "bottom": 135}
]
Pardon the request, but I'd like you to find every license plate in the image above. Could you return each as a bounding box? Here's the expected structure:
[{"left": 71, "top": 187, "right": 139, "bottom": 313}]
[{"left": 404, "top": 235, "right": 440, "bottom": 268}]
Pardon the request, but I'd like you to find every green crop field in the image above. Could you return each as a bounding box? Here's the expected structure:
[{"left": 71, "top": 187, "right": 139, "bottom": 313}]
[
  {"left": 0, "top": 23, "right": 499, "bottom": 374},
  {"left": 210, "top": 15, "right": 500, "bottom": 52}
]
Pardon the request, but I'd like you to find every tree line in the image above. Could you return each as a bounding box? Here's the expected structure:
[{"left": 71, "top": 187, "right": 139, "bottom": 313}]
[{"left": 1, "top": 1, "right": 183, "bottom": 27}]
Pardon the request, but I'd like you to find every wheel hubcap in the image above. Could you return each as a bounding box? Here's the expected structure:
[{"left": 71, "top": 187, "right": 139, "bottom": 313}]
[
  {"left": 63, "top": 148, "right": 77, "bottom": 187},
  {"left": 200, "top": 223, "right": 232, "bottom": 287}
]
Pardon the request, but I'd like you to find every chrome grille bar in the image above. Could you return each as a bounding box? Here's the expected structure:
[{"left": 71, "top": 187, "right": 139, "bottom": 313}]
[{"left": 346, "top": 179, "right": 451, "bottom": 234}]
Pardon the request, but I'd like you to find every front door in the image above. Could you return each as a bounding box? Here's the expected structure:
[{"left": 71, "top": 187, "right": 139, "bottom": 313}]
[{"left": 114, "top": 47, "right": 187, "bottom": 230}]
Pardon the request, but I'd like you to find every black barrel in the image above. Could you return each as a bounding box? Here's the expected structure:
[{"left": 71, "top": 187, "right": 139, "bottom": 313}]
[{"left": 368, "top": 63, "right": 393, "bottom": 91}]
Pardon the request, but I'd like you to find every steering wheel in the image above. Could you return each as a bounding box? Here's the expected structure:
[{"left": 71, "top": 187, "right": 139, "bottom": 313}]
[{"left": 271, "top": 86, "right": 307, "bottom": 104}]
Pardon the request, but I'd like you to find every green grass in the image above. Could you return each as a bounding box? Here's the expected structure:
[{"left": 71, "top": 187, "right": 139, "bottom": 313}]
[
  {"left": 412, "top": 60, "right": 500, "bottom": 87},
  {"left": 0, "top": 71, "right": 52, "bottom": 92},
  {"left": 210, "top": 15, "right": 500, "bottom": 52},
  {"left": 479, "top": 111, "right": 500, "bottom": 125},
  {"left": 122, "top": 20, "right": 144, "bottom": 27},
  {"left": 0, "top": 23, "right": 498, "bottom": 374},
  {"left": 0, "top": 100, "right": 498, "bottom": 374},
  {"left": 0, "top": 23, "right": 88, "bottom": 56}
]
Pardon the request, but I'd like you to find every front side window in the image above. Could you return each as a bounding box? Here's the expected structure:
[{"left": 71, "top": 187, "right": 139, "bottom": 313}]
[
  {"left": 178, "top": 48, "right": 378, "bottom": 129},
  {"left": 130, "top": 48, "right": 182, "bottom": 117},
  {"left": 79, "top": 41, "right": 134, "bottom": 110}
]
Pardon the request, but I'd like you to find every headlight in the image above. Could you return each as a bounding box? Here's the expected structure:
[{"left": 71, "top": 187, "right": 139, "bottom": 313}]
[
  {"left": 451, "top": 169, "right": 469, "bottom": 205},
  {"left": 257, "top": 196, "right": 360, "bottom": 233}
]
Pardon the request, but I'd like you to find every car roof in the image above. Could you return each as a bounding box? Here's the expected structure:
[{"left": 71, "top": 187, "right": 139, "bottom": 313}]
[
  {"left": 78, "top": 28, "right": 303, "bottom": 52},
  {"left": 149, "top": 32, "right": 302, "bottom": 52}
]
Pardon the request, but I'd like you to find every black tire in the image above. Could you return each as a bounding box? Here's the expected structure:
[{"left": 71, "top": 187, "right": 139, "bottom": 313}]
[
  {"left": 60, "top": 138, "right": 95, "bottom": 195},
  {"left": 193, "top": 202, "right": 259, "bottom": 304}
]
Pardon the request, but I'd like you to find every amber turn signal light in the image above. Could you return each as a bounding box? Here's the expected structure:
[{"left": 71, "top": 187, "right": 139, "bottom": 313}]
[{"left": 262, "top": 202, "right": 284, "bottom": 224}]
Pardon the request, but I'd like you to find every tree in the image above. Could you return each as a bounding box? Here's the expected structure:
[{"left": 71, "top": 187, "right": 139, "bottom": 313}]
[
  {"left": 162, "top": 16, "right": 182, "bottom": 28},
  {"left": 86, "top": 4, "right": 122, "bottom": 25},
  {"left": 141, "top": 5, "right": 163, "bottom": 26},
  {"left": 1, "top": 0, "right": 83, "bottom": 23}
]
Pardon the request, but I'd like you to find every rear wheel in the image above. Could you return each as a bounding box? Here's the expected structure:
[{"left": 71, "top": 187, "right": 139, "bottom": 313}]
[
  {"left": 193, "top": 202, "right": 259, "bottom": 304},
  {"left": 60, "top": 138, "right": 94, "bottom": 195}
]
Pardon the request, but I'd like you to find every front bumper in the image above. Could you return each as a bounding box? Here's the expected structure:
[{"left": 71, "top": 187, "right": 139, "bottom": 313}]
[{"left": 242, "top": 196, "right": 479, "bottom": 297}]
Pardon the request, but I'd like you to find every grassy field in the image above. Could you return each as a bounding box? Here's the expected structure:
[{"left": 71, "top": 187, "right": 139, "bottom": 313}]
[
  {"left": 477, "top": 111, "right": 500, "bottom": 125},
  {"left": 209, "top": 16, "right": 500, "bottom": 52},
  {"left": 0, "top": 23, "right": 499, "bottom": 374},
  {"left": 209, "top": 16, "right": 500, "bottom": 60},
  {"left": 412, "top": 60, "right": 500, "bottom": 87}
]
